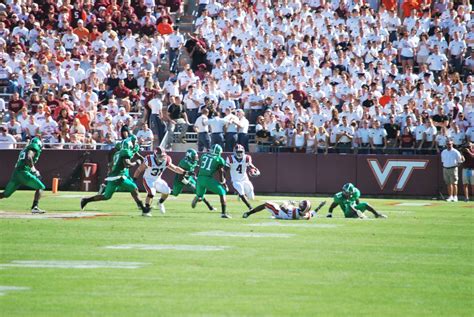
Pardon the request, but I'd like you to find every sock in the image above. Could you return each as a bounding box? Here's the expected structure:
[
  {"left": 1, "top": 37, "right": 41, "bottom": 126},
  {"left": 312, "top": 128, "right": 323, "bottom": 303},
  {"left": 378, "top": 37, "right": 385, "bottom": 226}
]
[
  {"left": 145, "top": 203, "right": 150, "bottom": 208},
  {"left": 159, "top": 198, "right": 165, "bottom": 204},
  {"left": 221, "top": 204, "right": 226, "bottom": 215},
  {"left": 32, "top": 200, "right": 38, "bottom": 209}
]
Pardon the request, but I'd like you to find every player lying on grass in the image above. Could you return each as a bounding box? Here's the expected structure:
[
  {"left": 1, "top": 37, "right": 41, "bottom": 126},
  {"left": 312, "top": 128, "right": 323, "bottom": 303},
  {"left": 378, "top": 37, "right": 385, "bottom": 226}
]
[
  {"left": 133, "top": 146, "right": 186, "bottom": 216},
  {"left": 0, "top": 137, "right": 46, "bottom": 213},
  {"left": 80, "top": 140, "right": 149, "bottom": 215},
  {"left": 243, "top": 200, "right": 326, "bottom": 220},
  {"left": 326, "top": 183, "right": 387, "bottom": 219},
  {"left": 171, "top": 149, "right": 216, "bottom": 211},
  {"left": 192, "top": 144, "right": 231, "bottom": 218},
  {"left": 226, "top": 144, "right": 259, "bottom": 210}
]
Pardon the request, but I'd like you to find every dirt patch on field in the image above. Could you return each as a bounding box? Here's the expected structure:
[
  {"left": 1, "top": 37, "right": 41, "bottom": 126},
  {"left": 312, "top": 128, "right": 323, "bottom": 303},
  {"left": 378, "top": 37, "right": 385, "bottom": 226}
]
[{"left": 0, "top": 211, "right": 111, "bottom": 220}]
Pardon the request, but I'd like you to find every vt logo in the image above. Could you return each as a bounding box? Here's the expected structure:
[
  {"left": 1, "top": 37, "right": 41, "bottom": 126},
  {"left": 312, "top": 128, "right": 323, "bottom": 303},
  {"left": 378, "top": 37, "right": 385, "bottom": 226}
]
[{"left": 367, "top": 159, "right": 428, "bottom": 191}]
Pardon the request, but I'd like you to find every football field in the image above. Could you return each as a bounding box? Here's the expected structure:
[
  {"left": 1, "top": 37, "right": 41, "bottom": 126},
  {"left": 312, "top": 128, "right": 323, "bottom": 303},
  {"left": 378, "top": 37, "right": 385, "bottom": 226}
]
[{"left": 0, "top": 191, "right": 472, "bottom": 316}]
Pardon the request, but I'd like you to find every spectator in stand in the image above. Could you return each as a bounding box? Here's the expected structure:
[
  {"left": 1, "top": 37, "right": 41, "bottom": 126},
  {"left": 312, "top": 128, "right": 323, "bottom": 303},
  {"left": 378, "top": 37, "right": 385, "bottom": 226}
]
[
  {"left": 6, "top": 117, "right": 22, "bottom": 142},
  {"left": 208, "top": 111, "right": 225, "bottom": 149},
  {"left": 0, "top": 125, "right": 16, "bottom": 149},
  {"left": 136, "top": 122, "right": 154, "bottom": 151},
  {"left": 8, "top": 92, "right": 25, "bottom": 117},
  {"left": 420, "top": 118, "right": 438, "bottom": 154},
  {"left": 23, "top": 115, "right": 40, "bottom": 140},
  {"left": 369, "top": 120, "right": 387, "bottom": 154},
  {"left": 236, "top": 109, "right": 250, "bottom": 152},
  {"left": 223, "top": 108, "right": 238, "bottom": 152},
  {"left": 384, "top": 115, "right": 401, "bottom": 153},
  {"left": 335, "top": 116, "right": 354, "bottom": 154},
  {"left": 165, "top": 96, "right": 189, "bottom": 149},
  {"left": 194, "top": 107, "right": 211, "bottom": 152}
]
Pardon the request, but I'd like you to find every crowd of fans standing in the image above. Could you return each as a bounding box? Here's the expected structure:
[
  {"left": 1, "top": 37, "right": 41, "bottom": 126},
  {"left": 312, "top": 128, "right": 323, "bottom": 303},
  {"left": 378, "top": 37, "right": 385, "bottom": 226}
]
[{"left": 0, "top": 0, "right": 473, "bottom": 155}]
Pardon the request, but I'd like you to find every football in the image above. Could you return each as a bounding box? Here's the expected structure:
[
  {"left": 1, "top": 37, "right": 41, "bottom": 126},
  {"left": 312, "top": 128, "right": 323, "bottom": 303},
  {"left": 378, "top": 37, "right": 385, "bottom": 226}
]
[{"left": 249, "top": 168, "right": 260, "bottom": 177}]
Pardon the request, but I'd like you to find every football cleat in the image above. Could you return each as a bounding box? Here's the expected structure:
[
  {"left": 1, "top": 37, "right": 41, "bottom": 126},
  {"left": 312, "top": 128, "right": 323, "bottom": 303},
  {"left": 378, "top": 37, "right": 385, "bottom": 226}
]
[
  {"left": 80, "top": 198, "right": 88, "bottom": 210},
  {"left": 31, "top": 206, "right": 46, "bottom": 214},
  {"left": 191, "top": 196, "right": 200, "bottom": 209},
  {"left": 242, "top": 212, "right": 249, "bottom": 218},
  {"left": 209, "top": 206, "right": 217, "bottom": 211},
  {"left": 159, "top": 203, "right": 166, "bottom": 214},
  {"left": 142, "top": 211, "right": 152, "bottom": 217},
  {"left": 221, "top": 213, "right": 232, "bottom": 219},
  {"left": 376, "top": 213, "right": 388, "bottom": 219}
]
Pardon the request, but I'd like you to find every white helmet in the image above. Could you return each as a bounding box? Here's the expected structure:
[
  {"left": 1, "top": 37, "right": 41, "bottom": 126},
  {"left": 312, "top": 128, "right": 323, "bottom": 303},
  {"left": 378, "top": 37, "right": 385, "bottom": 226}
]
[{"left": 234, "top": 144, "right": 245, "bottom": 159}]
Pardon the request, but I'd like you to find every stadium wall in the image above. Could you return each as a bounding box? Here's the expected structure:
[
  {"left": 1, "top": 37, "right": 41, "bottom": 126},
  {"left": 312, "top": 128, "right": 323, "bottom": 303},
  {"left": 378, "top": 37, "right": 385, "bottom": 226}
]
[{"left": 0, "top": 150, "right": 447, "bottom": 197}]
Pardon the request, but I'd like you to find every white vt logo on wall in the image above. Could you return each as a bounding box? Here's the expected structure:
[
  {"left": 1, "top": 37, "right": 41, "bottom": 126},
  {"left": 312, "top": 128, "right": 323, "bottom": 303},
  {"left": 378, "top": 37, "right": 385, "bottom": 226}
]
[{"left": 367, "top": 159, "right": 428, "bottom": 191}]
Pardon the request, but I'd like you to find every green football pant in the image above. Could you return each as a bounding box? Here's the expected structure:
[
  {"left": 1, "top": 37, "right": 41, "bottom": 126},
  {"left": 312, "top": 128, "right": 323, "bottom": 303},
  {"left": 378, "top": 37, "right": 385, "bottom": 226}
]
[
  {"left": 195, "top": 176, "right": 226, "bottom": 198},
  {"left": 2, "top": 170, "right": 45, "bottom": 198},
  {"left": 103, "top": 177, "right": 137, "bottom": 200},
  {"left": 172, "top": 176, "right": 197, "bottom": 196},
  {"left": 343, "top": 202, "right": 369, "bottom": 218}
]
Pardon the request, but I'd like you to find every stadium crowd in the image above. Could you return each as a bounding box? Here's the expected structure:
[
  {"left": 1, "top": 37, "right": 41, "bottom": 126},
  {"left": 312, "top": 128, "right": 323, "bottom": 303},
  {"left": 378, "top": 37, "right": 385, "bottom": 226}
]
[{"left": 0, "top": 0, "right": 473, "bottom": 155}]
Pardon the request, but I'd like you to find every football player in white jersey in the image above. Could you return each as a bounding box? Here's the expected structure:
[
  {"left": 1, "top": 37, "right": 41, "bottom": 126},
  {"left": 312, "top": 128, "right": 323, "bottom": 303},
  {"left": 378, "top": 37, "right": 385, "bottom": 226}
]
[
  {"left": 133, "top": 146, "right": 185, "bottom": 216},
  {"left": 242, "top": 200, "right": 325, "bottom": 220},
  {"left": 226, "top": 144, "right": 259, "bottom": 210}
]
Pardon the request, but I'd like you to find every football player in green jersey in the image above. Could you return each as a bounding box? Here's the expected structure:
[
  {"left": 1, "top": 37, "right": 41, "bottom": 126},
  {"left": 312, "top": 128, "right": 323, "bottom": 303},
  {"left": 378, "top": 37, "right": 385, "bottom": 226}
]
[
  {"left": 193, "top": 144, "right": 231, "bottom": 218},
  {"left": 326, "top": 183, "right": 387, "bottom": 219},
  {"left": 80, "top": 139, "right": 149, "bottom": 215},
  {"left": 171, "top": 149, "right": 216, "bottom": 211},
  {"left": 0, "top": 137, "right": 46, "bottom": 213}
]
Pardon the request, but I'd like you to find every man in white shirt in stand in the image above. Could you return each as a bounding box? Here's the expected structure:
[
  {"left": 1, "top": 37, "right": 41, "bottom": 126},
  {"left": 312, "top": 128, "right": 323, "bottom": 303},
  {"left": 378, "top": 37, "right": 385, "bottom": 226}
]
[
  {"left": 208, "top": 111, "right": 225, "bottom": 148},
  {"left": 441, "top": 140, "right": 464, "bottom": 202},
  {"left": 194, "top": 107, "right": 211, "bottom": 152},
  {"left": 235, "top": 109, "right": 250, "bottom": 151},
  {"left": 0, "top": 126, "right": 16, "bottom": 149}
]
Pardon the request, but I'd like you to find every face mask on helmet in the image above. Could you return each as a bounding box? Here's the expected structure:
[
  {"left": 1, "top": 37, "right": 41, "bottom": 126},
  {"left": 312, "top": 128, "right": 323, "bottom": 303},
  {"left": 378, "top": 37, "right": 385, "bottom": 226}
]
[{"left": 234, "top": 145, "right": 244, "bottom": 159}]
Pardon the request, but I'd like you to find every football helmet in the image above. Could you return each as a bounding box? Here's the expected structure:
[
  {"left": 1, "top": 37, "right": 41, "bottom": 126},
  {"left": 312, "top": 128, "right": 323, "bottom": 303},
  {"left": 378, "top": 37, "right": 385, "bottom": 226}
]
[
  {"left": 298, "top": 200, "right": 311, "bottom": 215},
  {"left": 154, "top": 146, "right": 166, "bottom": 163},
  {"left": 234, "top": 144, "right": 245, "bottom": 159},
  {"left": 186, "top": 149, "right": 198, "bottom": 162},
  {"left": 30, "top": 137, "right": 43, "bottom": 149},
  {"left": 211, "top": 144, "right": 223, "bottom": 156},
  {"left": 342, "top": 183, "right": 355, "bottom": 198}
]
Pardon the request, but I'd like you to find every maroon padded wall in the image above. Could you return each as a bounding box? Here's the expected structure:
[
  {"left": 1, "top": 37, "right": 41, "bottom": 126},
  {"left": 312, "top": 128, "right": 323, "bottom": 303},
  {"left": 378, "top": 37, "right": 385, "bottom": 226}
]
[{"left": 0, "top": 150, "right": 445, "bottom": 196}]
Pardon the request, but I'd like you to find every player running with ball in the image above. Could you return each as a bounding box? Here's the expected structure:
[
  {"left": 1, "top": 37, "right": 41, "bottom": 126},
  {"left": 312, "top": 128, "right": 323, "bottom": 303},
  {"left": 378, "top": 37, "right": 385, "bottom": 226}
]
[
  {"left": 133, "top": 146, "right": 186, "bottom": 216},
  {"left": 171, "top": 149, "right": 216, "bottom": 211},
  {"left": 80, "top": 140, "right": 149, "bottom": 215},
  {"left": 226, "top": 144, "right": 259, "bottom": 210},
  {"left": 0, "top": 137, "right": 46, "bottom": 213},
  {"left": 326, "top": 183, "right": 387, "bottom": 219},
  {"left": 192, "top": 144, "right": 231, "bottom": 218}
]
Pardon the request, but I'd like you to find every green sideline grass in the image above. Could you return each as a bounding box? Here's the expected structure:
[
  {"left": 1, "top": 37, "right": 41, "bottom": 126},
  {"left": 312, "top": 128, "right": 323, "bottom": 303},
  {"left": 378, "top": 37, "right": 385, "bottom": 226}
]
[{"left": 0, "top": 191, "right": 472, "bottom": 316}]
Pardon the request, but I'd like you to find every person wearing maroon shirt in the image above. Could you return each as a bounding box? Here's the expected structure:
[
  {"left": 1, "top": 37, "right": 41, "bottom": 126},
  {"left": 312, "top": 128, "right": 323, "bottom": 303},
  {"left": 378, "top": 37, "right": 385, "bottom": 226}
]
[
  {"left": 8, "top": 92, "right": 25, "bottom": 116},
  {"left": 113, "top": 80, "right": 131, "bottom": 99},
  {"left": 45, "top": 92, "right": 61, "bottom": 115},
  {"left": 128, "top": 15, "right": 142, "bottom": 34},
  {"left": 290, "top": 83, "right": 308, "bottom": 107},
  {"left": 461, "top": 142, "right": 474, "bottom": 202}
]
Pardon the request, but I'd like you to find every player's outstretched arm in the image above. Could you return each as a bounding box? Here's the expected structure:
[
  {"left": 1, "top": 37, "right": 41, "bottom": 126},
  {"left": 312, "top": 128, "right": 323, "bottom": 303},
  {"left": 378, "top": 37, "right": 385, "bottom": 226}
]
[{"left": 168, "top": 163, "right": 185, "bottom": 175}]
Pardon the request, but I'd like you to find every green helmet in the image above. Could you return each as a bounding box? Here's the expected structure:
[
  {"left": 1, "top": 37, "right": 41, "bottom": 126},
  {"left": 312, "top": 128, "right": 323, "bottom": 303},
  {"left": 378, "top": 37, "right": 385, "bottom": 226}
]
[
  {"left": 30, "top": 137, "right": 43, "bottom": 149},
  {"left": 186, "top": 149, "right": 198, "bottom": 162},
  {"left": 128, "top": 134, "right": 138, "bottom": 145},
  {"left": 210, "top": 144, "right": 223, "bottom": 156},
  {"left": 342, "top": 183, "right": 355, "bottom": 195}
]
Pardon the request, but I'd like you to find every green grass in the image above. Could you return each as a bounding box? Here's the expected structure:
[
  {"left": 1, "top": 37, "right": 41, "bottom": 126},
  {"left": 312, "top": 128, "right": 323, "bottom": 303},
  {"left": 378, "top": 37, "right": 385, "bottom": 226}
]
[{"left": 0, "top": 191, "right": 472, "bottom": 316}]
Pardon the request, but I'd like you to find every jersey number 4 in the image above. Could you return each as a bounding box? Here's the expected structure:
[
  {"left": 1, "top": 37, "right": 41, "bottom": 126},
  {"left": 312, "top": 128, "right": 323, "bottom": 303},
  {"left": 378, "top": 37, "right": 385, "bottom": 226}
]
[{"left": 236, "top": 164, "right": 243, "bottom": 174}]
